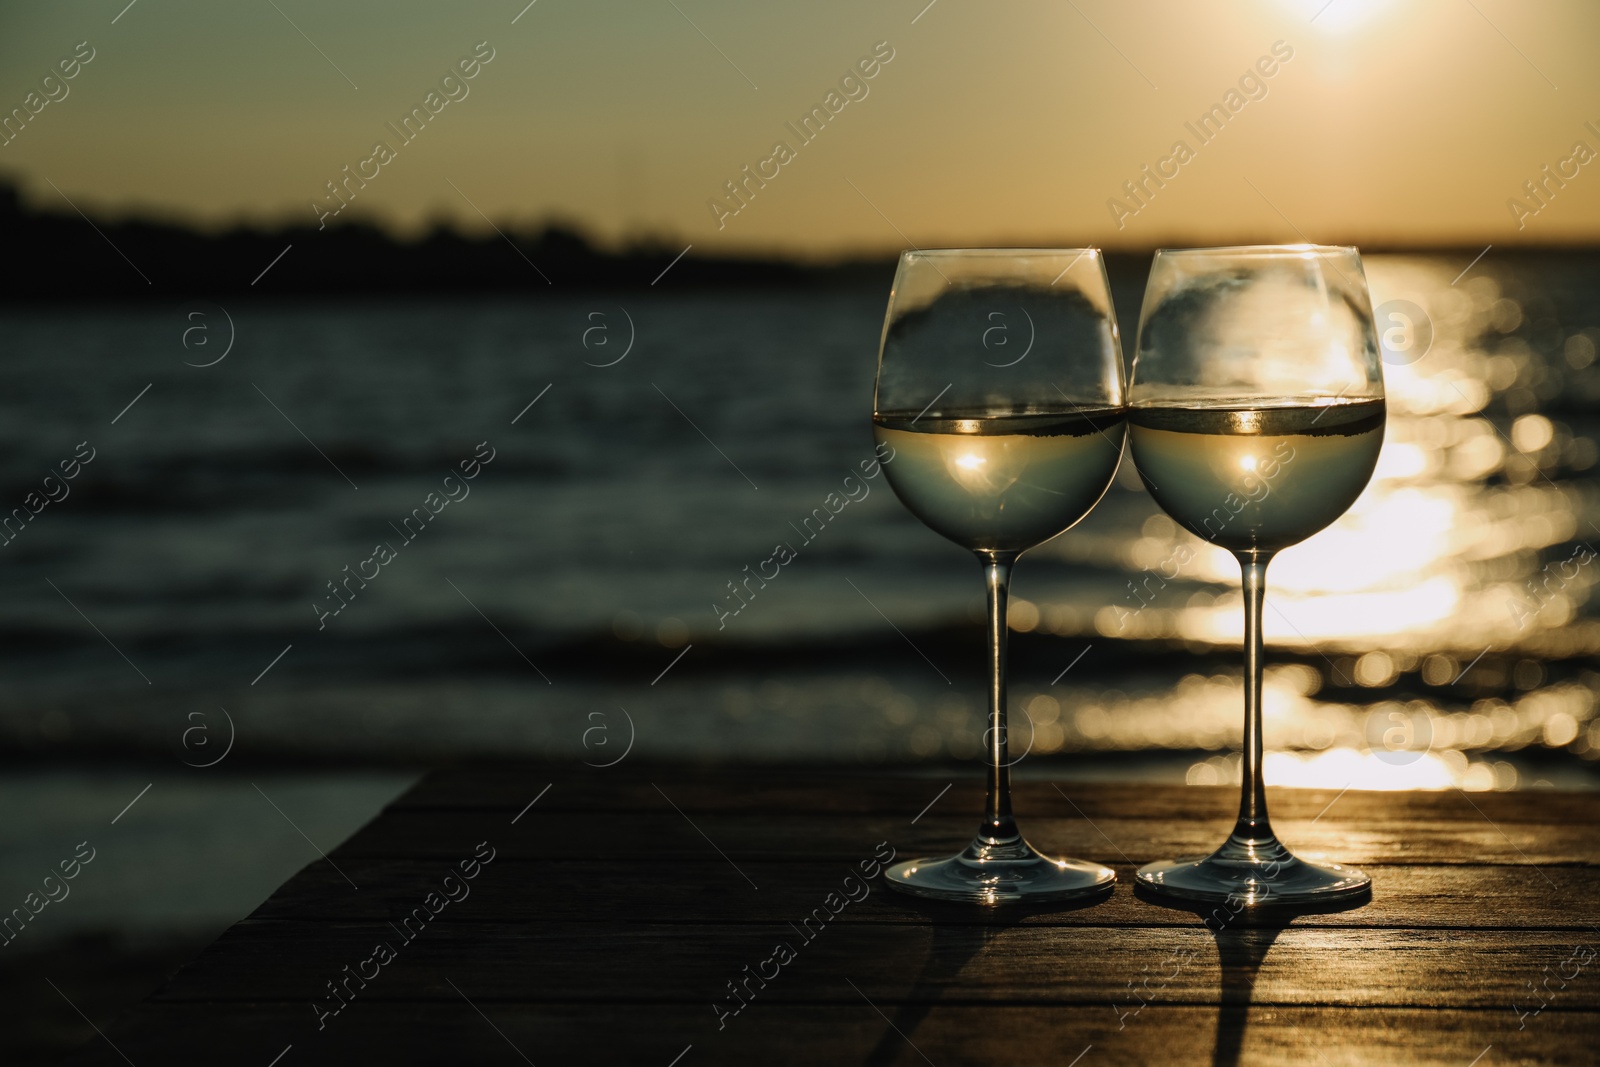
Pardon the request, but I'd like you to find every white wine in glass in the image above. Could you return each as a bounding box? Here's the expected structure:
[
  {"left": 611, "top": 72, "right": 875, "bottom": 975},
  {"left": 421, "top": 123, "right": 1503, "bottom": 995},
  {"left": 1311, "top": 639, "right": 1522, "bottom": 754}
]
[
  {"left": 1129, "top": 401, "right": 1384, "bottom": 553},
  {"left": 1129, "top": 245, "right": 1385, "bottom": 907},
  {"left": 873, "top": 248, "right": 1125, "bottom": 905},
  {"left": 874, "top": 411, "right": 1126, "bottom": 554}
]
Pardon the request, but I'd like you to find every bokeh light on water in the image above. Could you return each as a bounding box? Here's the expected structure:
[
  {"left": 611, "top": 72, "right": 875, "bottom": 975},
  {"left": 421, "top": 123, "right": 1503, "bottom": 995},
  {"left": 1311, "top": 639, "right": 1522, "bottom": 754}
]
[{"left": 1028, "top": 253, "right": 1600, "bottom": 790}]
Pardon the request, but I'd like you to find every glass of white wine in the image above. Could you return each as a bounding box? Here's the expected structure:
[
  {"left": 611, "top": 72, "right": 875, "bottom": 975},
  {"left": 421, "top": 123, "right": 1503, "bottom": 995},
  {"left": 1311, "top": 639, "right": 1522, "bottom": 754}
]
[
  {"left": 1129, "top": 244, "right": 1385, "bottom": 906},
  {"left": 874, "top": 248, "right": 1124, "bottom": 904}
]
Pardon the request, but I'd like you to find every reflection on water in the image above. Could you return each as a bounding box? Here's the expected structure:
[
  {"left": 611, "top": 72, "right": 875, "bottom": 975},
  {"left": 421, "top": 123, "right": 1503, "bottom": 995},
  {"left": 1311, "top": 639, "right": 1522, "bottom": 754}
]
[
  {"left": 0, "top": 255, "right": 1593, "bottom": 789},
  {"left": 1032, "top": 254, "right": 1600, "bottom": 790}
]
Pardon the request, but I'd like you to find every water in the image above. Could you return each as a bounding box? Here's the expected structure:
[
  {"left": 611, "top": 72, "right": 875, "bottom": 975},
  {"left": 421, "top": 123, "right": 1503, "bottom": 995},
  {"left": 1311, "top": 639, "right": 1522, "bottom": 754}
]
[{"left": 0, "top": 253, "right": 1597, "bottom": 794}]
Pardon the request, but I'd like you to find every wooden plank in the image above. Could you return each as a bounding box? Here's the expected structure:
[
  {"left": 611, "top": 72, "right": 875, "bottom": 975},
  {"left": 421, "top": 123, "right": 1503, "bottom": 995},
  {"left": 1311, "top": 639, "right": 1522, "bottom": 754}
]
[
  {"left": 146, "top": 922, "right": 1600, "bottom": 1010},
  {"left": 247, "top": 859, "right": 1600, "bottom": 929},
  {"left": 59, "top": 776, "right": 1600, "bottom": 1066},
  {"left": 331, "top": 809, "right": 1600, "bottom": 866},
  {"left": 65, "top": 1002, "right": 1600, "bottom": 1067},
  {"left": 392, "top": 768, "right": 1600, "bottom": 825}
]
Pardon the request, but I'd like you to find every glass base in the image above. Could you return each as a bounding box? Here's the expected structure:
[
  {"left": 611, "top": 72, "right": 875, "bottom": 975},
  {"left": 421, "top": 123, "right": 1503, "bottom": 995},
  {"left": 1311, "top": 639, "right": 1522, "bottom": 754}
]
[
  {"left": 885, "top": 835, "right": 1116, "bottom": 905},
  {"left": 1135, "top": 832, "right": 1369, "bottom": 907}
]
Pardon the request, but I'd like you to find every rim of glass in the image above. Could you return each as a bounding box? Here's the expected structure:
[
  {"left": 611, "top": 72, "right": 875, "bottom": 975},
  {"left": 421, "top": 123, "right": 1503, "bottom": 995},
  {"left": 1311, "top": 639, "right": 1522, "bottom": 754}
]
[
  {"left": 1154, "top": 243, "right": 1358, "bottom": 257},
  {"left": 901, "top": 247, "right": 1103, "bottom": 258}
]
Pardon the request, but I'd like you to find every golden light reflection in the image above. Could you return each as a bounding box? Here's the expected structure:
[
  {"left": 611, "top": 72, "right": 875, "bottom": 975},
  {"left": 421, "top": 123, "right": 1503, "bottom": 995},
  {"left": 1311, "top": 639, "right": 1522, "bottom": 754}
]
[
  {"left": 1263, "top": 749, "right": 1457, "bottom": 790},
  {"left": 1021, "top": 671, "right": 1599, "bottom": 790},
  {"left": 1031, "top": 253, "right": 1600, "bottom": 786},
  {"left": 1081, "top": 255, "right": 1600, "bottom": 658}
]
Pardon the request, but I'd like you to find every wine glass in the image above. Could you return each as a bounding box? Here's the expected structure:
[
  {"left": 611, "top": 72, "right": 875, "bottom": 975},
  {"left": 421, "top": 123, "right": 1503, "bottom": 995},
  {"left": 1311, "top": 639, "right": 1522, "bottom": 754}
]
[
  {"left": 1128, "top": 244, "right": 1384, "bottom": 906},
  {"left": 873, "top": 248, "right": 1125, "bottom": 904}
]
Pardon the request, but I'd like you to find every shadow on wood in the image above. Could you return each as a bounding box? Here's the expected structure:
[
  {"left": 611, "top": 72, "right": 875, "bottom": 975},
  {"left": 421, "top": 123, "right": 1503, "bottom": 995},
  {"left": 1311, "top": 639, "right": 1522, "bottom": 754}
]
[
  {"left": 864, "top": 886, "right": 1116, "bottom": 1065},
  {"left": 1133, "top": 884, "right": 1373, "bottom": 1067},
  {"left": 1209, "top": 923, "right": 1286, "bottom": 1067}
]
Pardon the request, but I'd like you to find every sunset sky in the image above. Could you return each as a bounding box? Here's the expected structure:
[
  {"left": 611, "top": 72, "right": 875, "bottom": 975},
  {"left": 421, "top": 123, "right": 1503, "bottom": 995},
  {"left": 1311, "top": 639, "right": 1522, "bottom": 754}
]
[{"left": 2, "top": 0, "right": 1598, "bottom": 256}]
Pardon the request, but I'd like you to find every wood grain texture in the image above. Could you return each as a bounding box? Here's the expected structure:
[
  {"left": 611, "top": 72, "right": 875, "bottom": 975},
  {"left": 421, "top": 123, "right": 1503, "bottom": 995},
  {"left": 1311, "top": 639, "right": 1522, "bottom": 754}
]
[
  {"left": 63, "top": 765, "right": 1600, "bottom": 1066},
  {"left": 146, "top": 922, "right": 1600, "bottom": 1009},
  {"left": 61, "top": 1003, "right": 1600, "bottom": 1067},
  {"left": 334, "top": 809, "right": 1600, "bottom": 866},
  {"left": 248, "top": 859, "right": 1600, "bottom": 929}
]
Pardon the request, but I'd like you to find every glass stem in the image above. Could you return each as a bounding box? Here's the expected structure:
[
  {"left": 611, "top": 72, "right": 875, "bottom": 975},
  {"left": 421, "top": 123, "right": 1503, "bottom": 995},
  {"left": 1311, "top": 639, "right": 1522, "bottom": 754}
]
[
  {"left": 1233, "top": 551, "right": 1276, "bottom": 846},
  {"left": 980, "top": 552, "right": 1020, "bottom": 846}
]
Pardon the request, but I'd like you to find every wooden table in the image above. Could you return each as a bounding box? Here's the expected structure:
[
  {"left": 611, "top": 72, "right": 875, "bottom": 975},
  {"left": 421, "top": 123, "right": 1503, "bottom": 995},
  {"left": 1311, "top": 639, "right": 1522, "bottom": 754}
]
[{"left": 67, "top": 765, "right": 1600, "bottom": 1065}]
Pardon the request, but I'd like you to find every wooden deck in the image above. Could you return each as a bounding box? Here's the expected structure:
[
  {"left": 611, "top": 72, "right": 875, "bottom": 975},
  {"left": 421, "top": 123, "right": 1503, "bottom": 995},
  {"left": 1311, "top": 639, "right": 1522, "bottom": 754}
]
[{"left": 66, "top": 766, "right": 1600, "bottom": 1065}]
